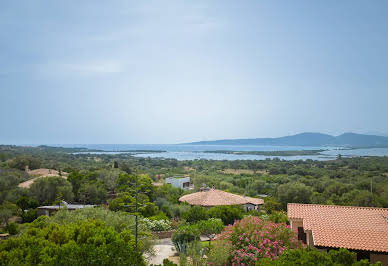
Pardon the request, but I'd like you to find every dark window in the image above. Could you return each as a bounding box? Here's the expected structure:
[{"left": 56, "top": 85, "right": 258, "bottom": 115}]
[
  {"left": 298, "top": 227, "right": 307, "bottom": 244},
  {"left": 356, "top": 251, "right": 370, "bottom": 261}
]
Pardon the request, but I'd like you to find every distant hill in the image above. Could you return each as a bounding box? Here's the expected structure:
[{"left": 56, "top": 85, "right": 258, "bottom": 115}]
[{"left": 186, "top": 132, "right": 388, "bottom": 147}]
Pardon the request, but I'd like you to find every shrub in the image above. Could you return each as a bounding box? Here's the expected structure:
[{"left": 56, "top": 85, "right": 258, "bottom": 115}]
[
  {"left": 217, "top": 216, "right": 303, "bottom": 265},
  {"left": 172, "top": 224, "right": 200, "bottom": 254},
  {"left": 0, "top": 220, "right": 145, "bottom": 265},
  {"left": 5, "top": 222, "right": 19, "bottom": 235},
  {"left": 197, "top": 218, "right": 224, "bottom": 245},
  {"left": 257, "top": 247, "right": 375, "bottom": 266},
  {"left": 23, "top": 209, "right": 38, "bottom": 223},
  {"left": 143, "top": 218, "right": 172, "bottom": 232},
  {"left": 208, "top": 205, "right": 244, "bottom": 225},
  {"left": 268, "top": 211, "right": 289, "bottom": 224},
  {"left": 148, "top": 212, "right": 169, "bottom": 221},
  {"left": 182, "top": 206, "right": 208, "bottom": 223},
  {"left": 47, "top": 207, "right": 153, "bottom": 253},
  {"left": 207, "top": 240, "right": 232, "bottom": 265}
]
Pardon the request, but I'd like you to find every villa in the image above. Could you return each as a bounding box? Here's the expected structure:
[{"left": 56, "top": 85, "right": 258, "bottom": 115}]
[
  {"left": 288, "top": 203, "right": 388, "bottom": 265},
  {"left": 165, "top": 176, "right": 192, "bottom": 190},
  {"left": 179, "top": 187, "right": 264, "bottom": 211},
  {"left": 37, "top": 201, "right": 95, "bottom": 216}
]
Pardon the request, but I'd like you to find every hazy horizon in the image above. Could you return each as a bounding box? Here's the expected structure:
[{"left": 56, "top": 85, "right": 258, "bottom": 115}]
[{"left": 2, "top": 1, "right": 388, "bottom": 145}]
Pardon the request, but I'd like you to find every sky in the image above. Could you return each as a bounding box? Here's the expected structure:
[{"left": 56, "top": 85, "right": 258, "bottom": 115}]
[{"left": 1, "top": 0, "right": 388, "bottom": 144}]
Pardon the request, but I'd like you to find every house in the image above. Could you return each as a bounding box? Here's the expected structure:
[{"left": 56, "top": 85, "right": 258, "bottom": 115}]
[
  {"left": 0, "top": 233, "right": 9, "bottom": 241},
  {"left": 165, "top": 176, "right": 192, "bottom": 190},
  {"left": 179, "top": 188, "right": 264, "bottom": 211},
  {"left": 37, "top": 201, "right": 95, "bottom": 216},
  {"left": 288, "top": 203, "right": 388, "bottom": 265}
]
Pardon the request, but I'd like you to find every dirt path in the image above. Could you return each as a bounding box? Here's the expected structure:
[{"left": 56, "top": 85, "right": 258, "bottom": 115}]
[{"left": 146, "top": 238, "right": 176, "bottom": 265}]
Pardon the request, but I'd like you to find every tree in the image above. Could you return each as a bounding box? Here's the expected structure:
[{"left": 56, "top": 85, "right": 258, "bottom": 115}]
[
  {"left": 208, "top": 205, "right": 244, "bottom": 225},
  {"left": 182, "top": 206, "right": 209, "bottom": 223},
  {"left": 197, "top": 218, "right": 224, "bottom": 246},
  {"left": 0, "top": 219, "right": 146, "bottom": 265},
  {"left": 277, "top": 182, "right": 313, "bottom": 208},
  {"left": 0, "top": 202, "right": 19, "bottom": 226},
  {"left": 263, "top": 197, "right": 282, "bottom": 214},
  {"left": 78, "top": 182, "right": 107, "bottom": 204},
  {"left": 7, "top": 155, "right": 41, "bottom": 170},
  {"left": 29, "top": 176, "right": 73, "bottom": 204}
]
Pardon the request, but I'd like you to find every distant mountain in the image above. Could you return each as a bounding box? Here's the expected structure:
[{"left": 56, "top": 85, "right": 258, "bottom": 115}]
[{"left": 186, "top": 132, "right": 388, "bottom": 147}]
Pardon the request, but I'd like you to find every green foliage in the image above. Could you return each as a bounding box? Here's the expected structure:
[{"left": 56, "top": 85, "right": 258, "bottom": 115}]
[
  {"left": 29, "top": 176, "right": 73, "bottom": 205},
  {"left": 16, "top": 196, "right": 38, "bottom": 211},
  {"left": 257, "top": 247, "right": 378, "bottom": 266},
  {"left": 182, "top": 240, "right": 208, "bottom": 266},
  {"left": 7, "top": 155, "right": 41, "bottom": 170},
  {"left": 0, "top": 220, "right": 145, "bottom": 265},
  {"left": 108, "top": 192, "right": 158, "bottom": 217},
  {"left": 263, "top": 197, "right": 282, "bottom": 214},
  {"left": 4, "top": 222, "right": 18, "bottom": 235},
  {"left": 268, "top": 211, "right": 289, "bottom": 224},
  {"left": 155, "top": 198, "right": 190, "bottom": 218},
  {"left": 208, "top": 205, "right": 244, "bottom": 225},
  {"left": 48, "top": 207, "right": 152, "bottom": 253},
  {"left": 182, "top": 206, "right": 209, "bottom": 223},
  {"left": 172, "top": 224, "right": 200, "bottom": 254},
  {"left": 78, "top": 181, "right": 107, "bottom": 204},
  {"left": 207, "top": 240, "right": 232, "bottom": 265},
  {"left": 277, "top": 182, "right": 313, "bottom": 208},
  {"left": 143, "top": 218, "right": 172, "bottom": 232},
  {"left": 22, "top": 209, "right": 37, "bottom": 223},
  {"left": 0, "top": 202, "right": 19, "bottom": 226},
  {"left": 197, "top": 218, "right": 224, "bottom": 244},
  {"left": 0, "top": 169, "right": 29, "bottom": 204}
]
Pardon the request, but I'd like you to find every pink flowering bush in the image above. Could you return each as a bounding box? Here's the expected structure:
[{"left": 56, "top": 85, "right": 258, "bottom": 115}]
[{"left": 216, "top": 216, "right": 303, "bottom": 265}]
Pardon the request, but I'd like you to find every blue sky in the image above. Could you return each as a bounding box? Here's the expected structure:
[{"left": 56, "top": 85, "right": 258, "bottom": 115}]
[{"left": 1, "top": 1, "right": 388, "bottom": 144}]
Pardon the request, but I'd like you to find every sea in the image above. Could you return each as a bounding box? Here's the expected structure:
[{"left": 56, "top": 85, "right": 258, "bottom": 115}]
[{"left": 55, "top": 144, "right": 388, "bottom": 161}]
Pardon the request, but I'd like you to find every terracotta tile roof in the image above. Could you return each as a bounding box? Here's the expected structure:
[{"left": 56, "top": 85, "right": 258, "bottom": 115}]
[
  {"left": 288, "top": 203, "right": 388, "bottom": 252},
  {"left": 179, "top": 189, "right": 264, "bottom": 207},
  {"left": 244, "top": 196, "right": 264, "bottom": 205}
]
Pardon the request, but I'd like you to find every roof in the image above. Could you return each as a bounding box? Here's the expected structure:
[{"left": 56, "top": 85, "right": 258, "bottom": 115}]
[
  {"left": 38, "top": 201, "right": 95, "bottom": 210},
  {"left": 288, "top": 203, "right": 388, "bottom": 253},
  {"left": 179, "top": 189, "right": 264, "bottom": 207}
]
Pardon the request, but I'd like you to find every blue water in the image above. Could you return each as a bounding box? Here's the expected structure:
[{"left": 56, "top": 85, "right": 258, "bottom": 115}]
[{"left": 56, "top": 144, "right": 388, "bottom": 161}]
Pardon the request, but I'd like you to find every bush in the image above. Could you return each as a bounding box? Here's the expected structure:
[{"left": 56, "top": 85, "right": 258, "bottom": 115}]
[
  {"left": 148, "top": 212, "right": 169, "bottom": 221},
  {"left": 207, "top": 240, "right": 232, "bottom": 265},
  {"left": 22, "top": 209, "right": 38, "bottom": 223},
  {"left": 143, "top": 218, "right": 172, "bottom": 232},
  {"left": 208, "top": 205, "right": 244, "bottom": 225},
  {"left": 172, "top": 224, "right": 200, "bottom": 254},
  {"left": 5, "top": 222, "right": 19, "bottom": 235},
  {"left": 197, "top": 218, "right": 224, "bottom": 245},
  {"left": 182, "top": 206, "right": 208, "bottom": 223},
  {"left": 268, "top": 211, "right": 289, "bottom": 224},
  {"left": 47, "top": 207, "right": 153, "bottom": 253},
  {"left": 217, "top": 216, "right": 303, "bottom": 265},
  {"left": 0, "top": 220, "right": 145, "bottom": 265},
  {"left": 257, "top": 247, "right": 375, "bottom": 266}
]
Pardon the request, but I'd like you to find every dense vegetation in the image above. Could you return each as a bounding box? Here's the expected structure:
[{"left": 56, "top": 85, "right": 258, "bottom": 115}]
[{"left": 0, "top": 145, "right": 387, "bottom": 265}]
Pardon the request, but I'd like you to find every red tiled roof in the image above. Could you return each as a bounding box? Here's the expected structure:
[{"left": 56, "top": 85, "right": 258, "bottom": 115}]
[
  {"left": 179, "top": 189, "right": 264, "bottom": 207},
  {"left": 288, "top": 203, "right": 388, "bottom": 252}
]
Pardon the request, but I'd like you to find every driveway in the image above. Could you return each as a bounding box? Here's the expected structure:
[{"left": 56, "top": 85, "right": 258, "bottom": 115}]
[{"left": 146, "top": 238, "right": 176, "bottom": 265}]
